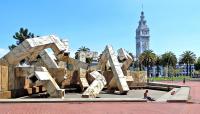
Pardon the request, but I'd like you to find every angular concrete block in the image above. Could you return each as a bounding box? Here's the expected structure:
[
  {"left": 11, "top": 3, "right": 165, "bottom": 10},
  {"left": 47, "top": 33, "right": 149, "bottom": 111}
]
[
  {"left": 15, "top": 67, "right": 35, "bottom": 78},
  {"left": 97, "top": 51, "right": 109, "bottom": 71},
  {"left": 79, "top": 77, "right": 89, "bottom": 91},
  {"left": 118, "top": 48, "right": 128, "bottom": 61},
  {"left": 106, "top": 45, "right": 129, "bottom": 94},
  {"left": 39, "top": 50, "right": 59, "bottom": 68},
  {"left": 77, "top": 68, "right": 89, "bottom": 91},
  {"left": 48, "top": 68, "right": 67, "bottom": 84},
  {"left": 82, "top": 71, "right": 106, "bottom": 98},
  {"left": 28, "top": 67, "right": 65, "bottom": 98},
  {"left": 103, "top": 71, "right": 114, "bottom": 85},
  {"left": 59, "top": 57, "right": 88, "bottom": 71},
  {"left": 117, "top": 48, "right": 133, "bottom": 75},
  {"left": 2, "top": 35, "right": 67, "bottom": 65}
]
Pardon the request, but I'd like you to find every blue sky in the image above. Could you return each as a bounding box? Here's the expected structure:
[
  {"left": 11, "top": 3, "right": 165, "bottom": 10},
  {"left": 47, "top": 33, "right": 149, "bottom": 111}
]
[{"left": 0, "top": 0, "right": 200, "bottom": 58}]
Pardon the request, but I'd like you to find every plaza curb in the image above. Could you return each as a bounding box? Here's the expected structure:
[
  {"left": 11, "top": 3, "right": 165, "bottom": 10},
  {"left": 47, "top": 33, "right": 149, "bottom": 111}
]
[{"left": 0, "top": 98, "right": 147, "bottom": 103}]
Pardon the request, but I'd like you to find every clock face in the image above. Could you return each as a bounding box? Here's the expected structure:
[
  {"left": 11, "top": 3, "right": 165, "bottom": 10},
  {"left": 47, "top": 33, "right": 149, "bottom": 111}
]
[{"left": 142, "top": 30, "right": 148, "bottom": 35}]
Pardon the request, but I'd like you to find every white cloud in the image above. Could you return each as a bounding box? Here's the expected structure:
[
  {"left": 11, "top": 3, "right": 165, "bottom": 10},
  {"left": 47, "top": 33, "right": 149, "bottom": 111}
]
[
  {"left": 0, "top": 48, "right": 9, "bottom": 58},
  {"left": 69, "top": 49, "right": 76, "bottom": 58}
]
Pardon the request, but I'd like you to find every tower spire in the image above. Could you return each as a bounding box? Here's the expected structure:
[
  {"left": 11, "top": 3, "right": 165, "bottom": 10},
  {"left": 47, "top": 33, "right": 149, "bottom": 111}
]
[
  {"left": 140, "top": 0, "right": 143, "bottom": 12},
  {"left": 142, "top": 2, "right": 143, "bottom": 12}
]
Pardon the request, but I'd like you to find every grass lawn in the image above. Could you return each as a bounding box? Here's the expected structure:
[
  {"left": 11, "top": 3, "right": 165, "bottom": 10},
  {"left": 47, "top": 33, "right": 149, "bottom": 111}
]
[{"left": 149, "top": 76, "right": 191, "bottom": 81}]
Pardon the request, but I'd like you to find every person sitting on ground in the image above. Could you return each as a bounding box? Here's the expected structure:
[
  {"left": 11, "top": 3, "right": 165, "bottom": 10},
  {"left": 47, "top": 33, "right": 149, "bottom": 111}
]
[
  {"left": 144, "top": 90, "right": 155, "bottom": 101},
  {"left": 183, "top": 77, "right": 186, "bottom": 84}
]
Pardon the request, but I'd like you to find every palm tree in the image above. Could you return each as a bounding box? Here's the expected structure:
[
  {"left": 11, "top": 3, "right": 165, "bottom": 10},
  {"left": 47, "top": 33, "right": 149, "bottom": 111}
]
[
  {"left": 155, "top": 56, "right": 161, "bottom": 77},
  {"left": 180, "top": 51, "right": 196, "bottom": 76},
  {"left": 9, "top": 27, "right": 35, "bottom": 50},
  {"left": 195, "top": 57, "right": 200, "bottom": 71},
  {"left": 139, "top": 50, "right": 157, "bottom": 77},
  {"left": 75, "top": 46, "right": 90, "bottom": 59},
  {"left": 77, "top": 46, "right": 90, "bottom": 52},
  {"left": 160, "top": 51, "right": 177, "bottom": 77}
]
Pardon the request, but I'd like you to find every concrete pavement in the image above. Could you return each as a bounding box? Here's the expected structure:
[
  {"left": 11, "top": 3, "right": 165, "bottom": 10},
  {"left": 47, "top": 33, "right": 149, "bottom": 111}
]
[{"left": 0, "top": 81, "right": 199, "bottom": 114}]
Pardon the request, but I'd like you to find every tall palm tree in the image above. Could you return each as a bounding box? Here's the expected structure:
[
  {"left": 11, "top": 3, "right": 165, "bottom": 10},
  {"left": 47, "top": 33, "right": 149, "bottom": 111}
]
[
  {"left": 77, "top": 46, "right": 90, "bottom": 52},
  {"left": 161, "top": 51, "right": 177, "bottom": 77},
  {"left": 194, "top": 57, "right": 200, "bottom": 71},
  {"left": 139, "top": 50, "right": 157, "bottom": 77},
  {"left": 180, "top": 51, "right": 196, "bottom": 76},
  {"left": 155, "top": 56, "right": 161, "bottom": 77}
]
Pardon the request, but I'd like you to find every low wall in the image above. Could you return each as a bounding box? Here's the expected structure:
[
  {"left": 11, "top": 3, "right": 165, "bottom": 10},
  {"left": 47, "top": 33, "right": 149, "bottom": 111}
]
[
  {"left": 102, "top": 70, "right": 147, "bottom": 87},
  {"left": 127, "top": 71, "right": 147, "bottom": 86},
  {"left": 0, "top": 63, "right": 10, "bottom": 98},
  {"left": 0, "top": 63, "right": 46, "bottom": 99}
]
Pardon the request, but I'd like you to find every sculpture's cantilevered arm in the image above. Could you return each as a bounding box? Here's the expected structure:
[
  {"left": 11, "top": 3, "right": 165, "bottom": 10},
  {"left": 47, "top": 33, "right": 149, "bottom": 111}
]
[
  {"left": 1, "top": 35, "right": 68, "bottom": 65},
  {"left": 97, "top": 50, "right": 109, "bottom": 71},
  {"left": 117, "top": 48, "right": 133, "bottom": 70},
  {"left": 97, "top": 45, "right": 129, "bottom": 94},
  {"left": 39, "top": 50, "right": 59, "bottom": 68}
]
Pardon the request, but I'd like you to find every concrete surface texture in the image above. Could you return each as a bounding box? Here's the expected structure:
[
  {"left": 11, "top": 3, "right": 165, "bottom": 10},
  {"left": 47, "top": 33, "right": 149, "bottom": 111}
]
[
  {"left": 65, "top": 89, "right": 166, "bottom": 99},
  {"left": 0, "top": 81, "right": 199, "bottom": 114}
]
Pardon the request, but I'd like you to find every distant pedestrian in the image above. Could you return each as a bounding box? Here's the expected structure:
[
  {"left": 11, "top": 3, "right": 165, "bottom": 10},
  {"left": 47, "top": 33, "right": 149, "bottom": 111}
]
[
  {"left": 183, "top": 77, "right": 186, "bottom": 84},
  {"left": 144, "top": 90, "right": 155, "bottom": 101}
]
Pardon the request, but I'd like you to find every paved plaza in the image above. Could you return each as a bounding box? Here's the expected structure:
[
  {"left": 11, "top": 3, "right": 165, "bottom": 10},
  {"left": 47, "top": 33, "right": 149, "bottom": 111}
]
[
  {"left": 0, "top": 81, "right": 199, "bottom": 114},
  {"left": 64, "top": 89, "right": 166, "bottom": 99}
]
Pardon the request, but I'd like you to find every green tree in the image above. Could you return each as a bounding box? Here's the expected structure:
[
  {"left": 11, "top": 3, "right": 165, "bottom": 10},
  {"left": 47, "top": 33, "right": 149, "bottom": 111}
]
[
  {"left": 8, "top": 44, "right": 17, "bottom": 50},
  {"left": 77, "top": 46, "right": 90, "bottom": 52},
  {"left": 180, "top": 51, "right": 196, "bottom": 76},
  {"left": 139, "top": 50, "right": 157, "bottom": 77},
  {"left": 160, "top": 51, "right": 177, "bottom": 77},
  {"left": 194, "top": 57, "right": 200, "bottom": 71},
  {"left": 9, "top": 27, "right": 37, "bottom": 64},
  {"left": 9, "top": 27, "right": 35, "bottom": 50},
  {"left": 155, "top": 56, "right": 161, "bottom": 77},
  {"left": 75, "top": 46, "right": 90, "bottom": 59}
]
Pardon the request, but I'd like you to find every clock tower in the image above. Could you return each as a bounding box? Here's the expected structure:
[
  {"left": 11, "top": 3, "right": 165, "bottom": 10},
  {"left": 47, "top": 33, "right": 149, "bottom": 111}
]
[{"left": 136, "top": 11, "right": 150, "bottom": 58}]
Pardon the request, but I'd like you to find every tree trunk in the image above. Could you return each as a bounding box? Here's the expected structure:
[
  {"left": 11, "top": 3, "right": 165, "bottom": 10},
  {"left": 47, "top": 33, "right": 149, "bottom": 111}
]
[
  {"left": 156, "top": 65, "right": 159, "bottom": 77},
  {"left": 147, "top": 66, "right": 150, "bottom": 77},
  {"left": 186, "top": 64, "right": 189, "bottom": 76},
  {"left": 189, "top": 64, "right": 192, "bottom": 77},
  {"left": 139, "top": 63, "right": 142, "bottom": 71},
  {"left": 164, "top": 67, "right": 168, "bottom": 77},
  {"left": 168, "top": 65, "right": 170, "bottom": 77}
]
